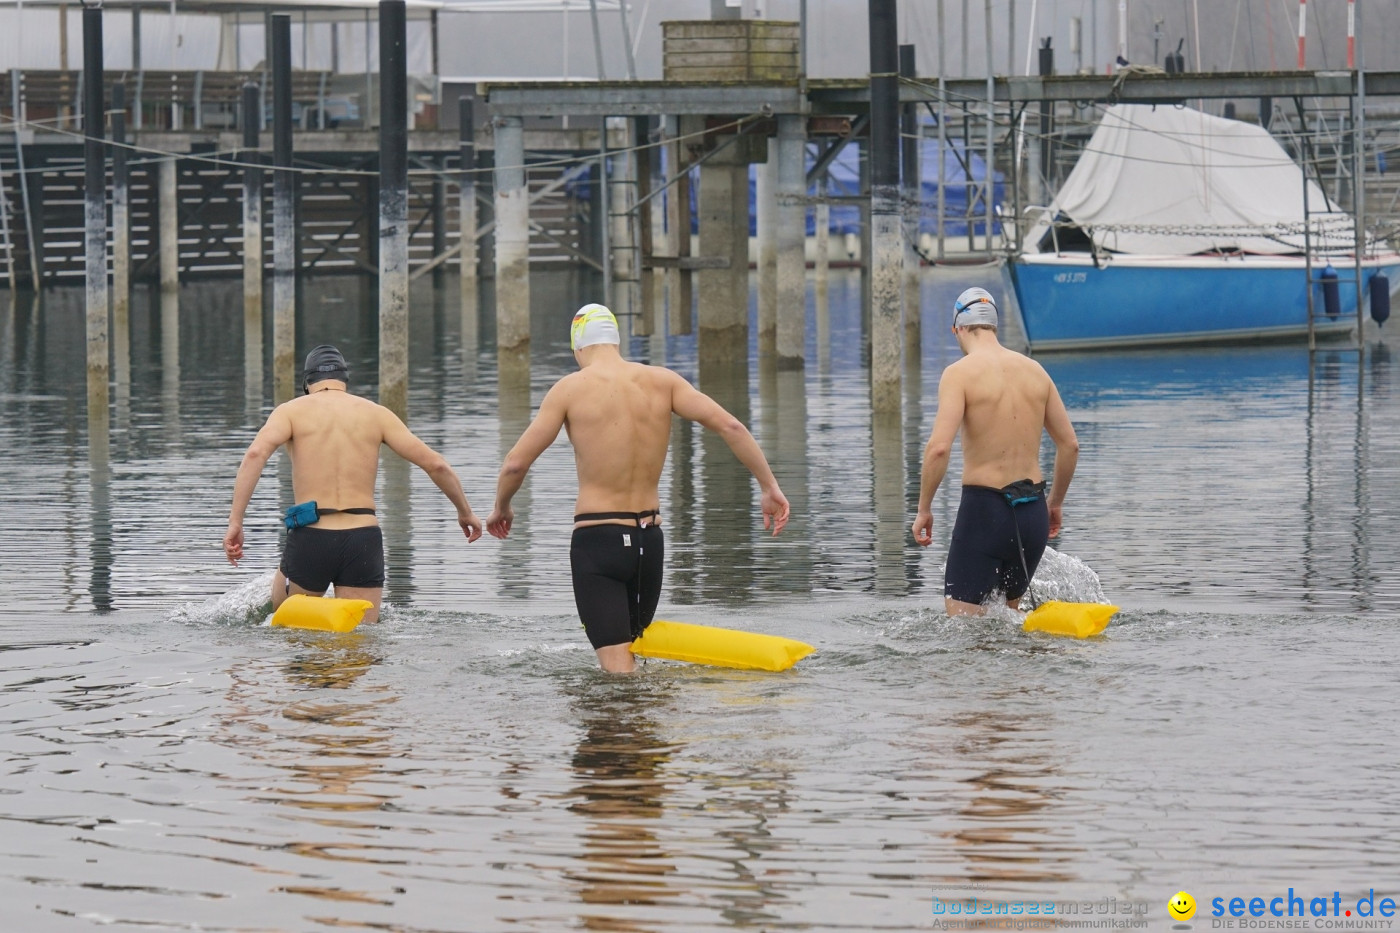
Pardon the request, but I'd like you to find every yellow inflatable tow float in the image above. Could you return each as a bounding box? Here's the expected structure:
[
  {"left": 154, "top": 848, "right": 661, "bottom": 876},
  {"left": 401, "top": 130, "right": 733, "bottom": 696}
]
[
  {"left": 632, "top": 619, "right": 814, "bottom": 671},
  {"left": 1022, "top": 600, "right": 1119, "bottom": 638},
  {"left": 270, "top": 594, "right": 373, "bottom": 633}
]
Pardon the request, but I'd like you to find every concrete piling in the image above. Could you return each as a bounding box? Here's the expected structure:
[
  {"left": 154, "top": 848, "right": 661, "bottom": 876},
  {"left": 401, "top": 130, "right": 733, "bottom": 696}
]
[
  {"left": 458, "top": 96, "right": 478, "bottom": 319},
  {"left": 869, "top": 0, "right": 903, "bottom": 412},
  {"left": 756, "top": 141, "right": 777, "bottom": 354},
  {"left": 695, "top": 156, "right": 749, "bottom": 363},
  {"left": 270, "top": 13, "right": 296, "bottom": 404},
  {"left": 82, "top": 5, "right": 107, "bottom": 421},
  {"left": 378, "top": 0, "right": 410, "bottom": 416},
  {"left": 775, "top": 114, "right": 806, "bottom": 368},
  {"left": 110, "top": 82, "right": 130, "bottom": 394},
  {"left": 241, "top": 82, "right": 263, "bottom": 402},
  {"left": 493, "top": 115, "right": 530, "bottom": 356}
]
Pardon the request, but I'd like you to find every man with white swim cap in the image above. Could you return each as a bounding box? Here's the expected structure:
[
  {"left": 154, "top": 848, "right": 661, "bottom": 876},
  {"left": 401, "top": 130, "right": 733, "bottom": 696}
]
[
  {"left": 224, "top": 344, "right": 483, "bottom": 622},
  {"left": 487, "top": 303, "right": 791, "bottom": 672},
  {"left": 911, "top": 287, "right": 1080, "bottom": 615}
]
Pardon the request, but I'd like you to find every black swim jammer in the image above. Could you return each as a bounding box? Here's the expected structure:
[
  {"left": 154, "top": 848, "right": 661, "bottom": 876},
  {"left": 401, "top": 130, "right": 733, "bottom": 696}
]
[
  {"left": 570, "top": 520, "right": 664, "bottom": 650},
  {"left": 944, "top": 485, "right": 1049, "bottom": 605},
  {"left": 281, "top": 525, "right": 386, "bottom": 593}
]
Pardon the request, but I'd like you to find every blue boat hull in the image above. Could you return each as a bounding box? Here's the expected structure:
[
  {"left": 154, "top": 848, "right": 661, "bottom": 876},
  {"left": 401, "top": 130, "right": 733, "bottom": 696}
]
[{"left": 1008, "top": 256, "right": 1400, "bottom": 351}]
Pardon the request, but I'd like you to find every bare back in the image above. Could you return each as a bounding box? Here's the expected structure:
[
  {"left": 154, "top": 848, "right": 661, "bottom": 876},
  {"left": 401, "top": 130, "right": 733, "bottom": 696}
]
[
  {"left": 556, "top": 359, "right": 675, "bottom": 521},
  {"left": 280, "top": 390, "right": 386, "bottom": 528},
  {"left": 947, "top": 343, "right": 1053, "bottom": 488}
]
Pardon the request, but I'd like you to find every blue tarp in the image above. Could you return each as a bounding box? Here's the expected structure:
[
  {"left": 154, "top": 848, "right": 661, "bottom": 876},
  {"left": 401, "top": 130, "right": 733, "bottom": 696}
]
[{"left": 570, "top": 132, "right": 1005, "bottom": 238}]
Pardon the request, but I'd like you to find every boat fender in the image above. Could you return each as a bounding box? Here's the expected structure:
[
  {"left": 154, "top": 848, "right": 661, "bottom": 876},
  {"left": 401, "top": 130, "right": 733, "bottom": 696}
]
[
  {"left": 1321, "top": 265, "right": 1341, "bottom": 319},
  {"left": 1371, "top": 274, "right": 1390, "bottom": 326},
  {"left": 270, "top": 594, "right": 373, "bottom": 632}
]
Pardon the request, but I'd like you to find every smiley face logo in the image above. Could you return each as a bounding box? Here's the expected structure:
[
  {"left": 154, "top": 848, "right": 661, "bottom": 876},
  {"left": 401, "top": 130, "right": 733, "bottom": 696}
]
[{"left": 1168, "top": 891, "right": 1197, "bottom": 921}]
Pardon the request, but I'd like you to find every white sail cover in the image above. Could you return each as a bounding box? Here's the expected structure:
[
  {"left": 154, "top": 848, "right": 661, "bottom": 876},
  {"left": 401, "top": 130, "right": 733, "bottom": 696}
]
[{"left": 1027, "top": 104, "right": 1345, "bottom": 256}]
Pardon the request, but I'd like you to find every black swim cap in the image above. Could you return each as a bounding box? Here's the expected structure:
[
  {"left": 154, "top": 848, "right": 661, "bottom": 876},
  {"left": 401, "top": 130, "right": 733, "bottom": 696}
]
[{"left": 302, "top": 344, "right": 349, "bottom": 393}]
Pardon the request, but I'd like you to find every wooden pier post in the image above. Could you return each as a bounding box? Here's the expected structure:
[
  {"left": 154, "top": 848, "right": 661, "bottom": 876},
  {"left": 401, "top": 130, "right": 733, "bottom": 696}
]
[
  {"left": 665, "top": 120, "right": 693, "bottom": 335},
  {"left": 493, "top": 114, "right": 530, "bottom": 355},
  {"left": 270, "top": 13, "right": 295, "bottom": 404},
  {"left": 379, "top": 0, "right": 410, "bottom": 416},
  {"left": 241, "top": 82, "right": 263, "bottom": 400},
  {"left": 775, "top": 113, "right": 806, "bottom": 368}
]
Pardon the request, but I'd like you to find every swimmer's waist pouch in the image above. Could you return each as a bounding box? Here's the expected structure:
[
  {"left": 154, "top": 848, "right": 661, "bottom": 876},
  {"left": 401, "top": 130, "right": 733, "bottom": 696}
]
[
  {"left": 1000, "top": 479, "right": 1047, "bottom": 507},
  {"left": 284, "top": 501, "right": 376, "bottom": 529}
]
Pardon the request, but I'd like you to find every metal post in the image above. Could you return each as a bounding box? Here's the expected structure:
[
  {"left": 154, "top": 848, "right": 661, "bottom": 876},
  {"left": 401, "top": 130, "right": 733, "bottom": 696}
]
[
  {"left": 271, "top": 13, "right": 295, "bottom": 404},
  {"left": 608, "top": 117, "right": 635, "bottom": 335},
  {"left": 11, "top": 71, "right": 40, "bottom": 286},
  {"left": 937, "top": 0, "right": 947, "bottom": 261},
  {"left": 634, "top": 115, "right": 655, "bottom": 336},
  {"left": 132, "top": 7, "right": 142, "bottom": 130},
  {"left": 776, "top": 114, "right": 806, "bottom": 368},
  {"left": 242, "top": 82, "right": 263, "bottom": 399},
  {"left": 82, "top": 5, "right": 107, "bottom": 413},
  {"left": 494, "top": 115, "right": 530, "bottom": 355},
  {"left": 112, "top": 82, "right": 130, "bottom": 388},
  {"left": 598, "top": 117, "right": 612, "bottom": 308},
  {"left": 984, "top": 0, "right": 995, "bottom": 253},
  {"left": 869, "top": 0, "right": 902, "bottom": 412},
  {"left": 379, "top": 0, "right": 409, "bottom": 414},
  {"left": 900, "top": 43, "right": 920, "bottom": 349},
  {"left": 588, "top": 0, "right": 606, "bottom": 80},
  {"left": 459, "top": 96, "right": 477, "bottom": 306}
]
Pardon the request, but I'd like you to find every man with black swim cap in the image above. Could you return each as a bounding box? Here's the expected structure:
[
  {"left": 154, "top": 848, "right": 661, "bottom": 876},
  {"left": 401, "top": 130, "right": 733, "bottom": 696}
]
[
  {"left": 485, "top": 304, "right": 791, "bottom": 673},
  {"left": 911, "top": 288, "right": 1080, "bottom": 615},
  {"left": 224, "top": 344, "right": 483, "bottom": 621}
]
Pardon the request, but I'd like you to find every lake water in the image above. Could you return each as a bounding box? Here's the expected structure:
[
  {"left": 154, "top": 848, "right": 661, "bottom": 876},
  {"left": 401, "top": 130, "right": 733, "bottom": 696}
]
[{"left": 1, "top": 268, "right": 1398, "bottom": 931}]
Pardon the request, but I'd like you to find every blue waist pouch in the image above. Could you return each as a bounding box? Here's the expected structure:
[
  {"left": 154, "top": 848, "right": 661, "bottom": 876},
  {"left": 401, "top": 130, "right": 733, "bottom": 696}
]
[{"left": 284, "top": 501, "right": 320, "bottom": 529}]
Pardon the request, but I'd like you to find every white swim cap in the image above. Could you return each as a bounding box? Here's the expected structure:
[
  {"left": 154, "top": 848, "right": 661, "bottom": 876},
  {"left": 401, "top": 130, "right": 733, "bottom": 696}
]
[
  {"left": 570, "top": 303, "right": 620, "bottom": 350},
  {"left": 952, "top": 287, "right": 998, "bottom": 328}
]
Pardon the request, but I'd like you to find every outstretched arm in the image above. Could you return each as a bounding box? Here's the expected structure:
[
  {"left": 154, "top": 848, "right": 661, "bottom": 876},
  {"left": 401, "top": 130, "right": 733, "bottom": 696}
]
[
  {"left": 224, "top": 409, "right": 293, "bottom": 565},
  {"left": 1041, "top": 380, "right": 1079, "bottom": 538},
  {"left": 486, "top": 384, "right": 568, "bottom": 538},
  {"left": 669, "top": 374, "right": 789, "bottom": 535},
  {"left": 912, "top": 369, "right": 965, "bottom": 547},
  {"left": 381, "top": 409, "right": 482, "bottom": 541}
]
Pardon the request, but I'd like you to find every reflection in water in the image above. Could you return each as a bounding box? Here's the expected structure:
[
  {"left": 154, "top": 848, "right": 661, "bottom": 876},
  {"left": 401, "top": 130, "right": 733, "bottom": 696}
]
[
  {"left": 566, "top": 680, "right": 679, "bottom": 929},
  {"left": 872, "top": 410, "right": 906, "bottom": 597},
  {"left": 460, "top": 276, "right": 480, "bottom": 387},
  {"left": 219, "top": 633, "right": 400, "bottom": 904},
  {"left": 946, "top": 692, "right": 1076, "bottom": 885},
  {"left": 497, "top": 350, "right": 533, "bottom": 599},
  {"left": 87, "top": 399, "right": 113, "bottom": 612},
  {"left": 696, "top": 358, "right": 754, "bottom": 604},
  {"left": 160, "top": 288, "right": 181, "bottom": 439},
  {"left": 766, "top": 363, "right": 810, "bottom": 592},
  {"left": 381, "top": 454, "right": 415, "bottom": 607}
]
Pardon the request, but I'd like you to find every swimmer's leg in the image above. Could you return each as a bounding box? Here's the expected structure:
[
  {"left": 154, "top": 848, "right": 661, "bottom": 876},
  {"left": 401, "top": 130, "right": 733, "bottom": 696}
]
[
  {"left": 945, "top": 596, "right": 988, "bottom": 617},
  {"left": 594, "top": 642, "right": 637, "bottom": 674},
  {"left": 271, "top": 569, "right": 325, "bottom": 610},
  {"left": 333, "top": 585, "right": 382, "bottom": 623}
]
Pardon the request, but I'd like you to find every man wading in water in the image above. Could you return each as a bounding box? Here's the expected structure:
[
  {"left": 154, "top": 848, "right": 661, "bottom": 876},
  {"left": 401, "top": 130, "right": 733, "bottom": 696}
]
[
  {"left": 224, "top": 345, "right": 483, "bottom": 621},
  {"left": 485, "top": 304, "right": 791, "bottom": 673},
  {"left": 911, "top": 288, "right": 1080, "bottom": 616}
]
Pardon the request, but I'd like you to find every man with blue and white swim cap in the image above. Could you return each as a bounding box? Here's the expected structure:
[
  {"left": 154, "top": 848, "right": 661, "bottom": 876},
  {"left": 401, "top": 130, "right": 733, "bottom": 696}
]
[
  {"left": 487, "top": 303, "right": 791, "bottom": 672},
  {"left": 911, "top": 287, "right": 1080, "bottom": 616}
]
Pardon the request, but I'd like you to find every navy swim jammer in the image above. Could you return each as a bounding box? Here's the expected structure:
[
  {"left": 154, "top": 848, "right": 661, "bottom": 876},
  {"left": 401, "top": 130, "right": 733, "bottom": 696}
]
[
  {"left": 281, "top": 525, "right": 386, "bottom": 593},
  {"left": 944, "top": 485, "right": 1049, "bottom": 605}
]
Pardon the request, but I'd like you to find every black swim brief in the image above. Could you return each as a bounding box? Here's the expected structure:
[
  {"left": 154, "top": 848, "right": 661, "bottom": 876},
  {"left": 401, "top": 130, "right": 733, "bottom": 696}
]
[
  {"left": 944, "top": 485, "right": 1049, "bottom": 605},
  {"left": 281, "top": 525, "right": 386, "bottom": 593},
  {"left": 570, "top": 523, "right": 664, "bottom": 650}
]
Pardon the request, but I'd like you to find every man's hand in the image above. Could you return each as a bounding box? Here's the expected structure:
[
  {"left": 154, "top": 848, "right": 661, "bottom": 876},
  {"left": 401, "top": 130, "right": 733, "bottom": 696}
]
[
  {"left": 911, "top": 510, "right": 934, "bottom": 547},
  {"left": 223, "top": 523, "right": 244, "bottom": 566},
  {"left": 459, "top": 512, "right": 483, "bottom": 542},
  {"left": 761, "top": 486, "right": 790, "bottom": 536},
  {"left": 485, "top": 506, "right": 514, "bottom": 539},
  {"left": 1048, "top": 503, "right": 1063, "bottom": 538}
]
